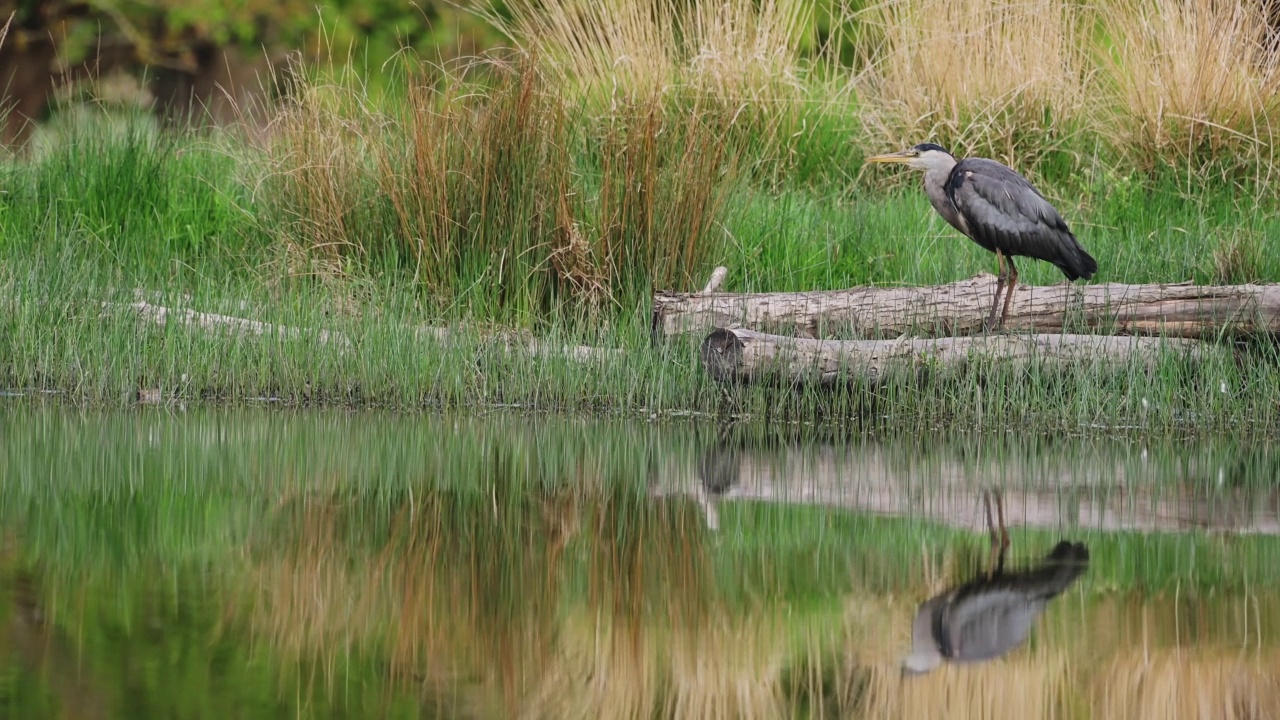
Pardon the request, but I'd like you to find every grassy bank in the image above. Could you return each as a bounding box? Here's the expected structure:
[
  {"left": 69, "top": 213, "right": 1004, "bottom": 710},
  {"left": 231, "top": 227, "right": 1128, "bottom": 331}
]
[
  {"left": 4, "top": 0, "right": 1280, "bottom": 429},
  {"left": 3, "top": 126, "right": 1279, "bottom": 433},
  {"left": 6, "top": 268, "right": 1280, "bottom": 433}
]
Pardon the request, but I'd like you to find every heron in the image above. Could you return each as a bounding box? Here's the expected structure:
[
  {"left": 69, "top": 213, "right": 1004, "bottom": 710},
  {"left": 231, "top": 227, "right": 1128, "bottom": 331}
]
[
  {"left": 901, "top": 492, "right": 1089, "bottom": 677},
  {"left": 865, "top": 144, "right": 1098, "bottom": 331}
]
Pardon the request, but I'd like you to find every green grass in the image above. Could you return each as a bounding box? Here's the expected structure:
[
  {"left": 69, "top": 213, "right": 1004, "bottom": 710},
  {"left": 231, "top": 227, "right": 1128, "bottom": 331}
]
[
  {"left": 6, "top": 250, "right": 1280, "bottom": 433},
  {"left": 3, "top": 261, "right": 1280, "bottom": 435},
  {"left": 722, "top": 179, "right": 1280, "bottom": 293},
  {"left": 4, "top": 57, "right": 1280, "bottom": 432}
]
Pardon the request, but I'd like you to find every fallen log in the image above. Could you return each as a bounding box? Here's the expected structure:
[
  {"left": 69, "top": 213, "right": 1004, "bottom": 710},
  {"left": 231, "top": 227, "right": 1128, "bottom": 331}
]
[
  {"left": 104, "top": 299, "right": 622, "bottom": 363},
  {"left": 115, "top": 299, "right": 352, "bottom": 348},
  {"left": 655, "top": 273, "right": 1280, "bottom": 340},
  {"left": 700, "top": 327, "right": 1204, "bottom": 386}
]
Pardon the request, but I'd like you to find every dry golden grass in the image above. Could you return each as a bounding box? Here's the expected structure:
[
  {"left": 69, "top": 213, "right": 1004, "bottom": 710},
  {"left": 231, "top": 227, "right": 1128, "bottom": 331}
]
[
  {"left": 1093, "top": 649, "right": 1280, "bottom": 719},
  {"left": 485, "top": 0, "right": 842, "bottom": 190},
  {"left": 1096, "top": 0, "right": 1280, "bottom": 184},
  {"left": 258, "top": 55, "right": 738, "bottom": 310},
  {"left": 853, "top": 0, "right": 1090, "bottom": 174},
  {"left": 476, "top": 0, "right": 1277, "bottom": 189},
  {"left": 257, "top": 61, "right": 383, "bottom": 280},
  {"left": 487, "top": 0, "right": 812, "bottom": 106},
  {"left": 849, "top": 0, "right": 1280, "bottom": 185},
  {"left": 250, "top": 0, "right": 1280, "bottom": 304}
]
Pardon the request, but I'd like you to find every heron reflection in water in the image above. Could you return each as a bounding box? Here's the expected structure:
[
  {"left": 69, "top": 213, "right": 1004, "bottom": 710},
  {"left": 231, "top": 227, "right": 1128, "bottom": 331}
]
[{"left": 902, "top": 491, "right": 1089, "bottom": 677}]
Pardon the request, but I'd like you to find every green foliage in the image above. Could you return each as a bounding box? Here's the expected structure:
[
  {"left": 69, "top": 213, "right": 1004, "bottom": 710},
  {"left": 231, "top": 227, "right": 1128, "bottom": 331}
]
[
  {"left": 12, "top": 0, "right": 504, "bottom": 69},
  {"left": 0, "top": 111, "right": 260, "bottom": 282},
  {"left": 3, "top": 110, "right": 1280, "bottom": 430}
]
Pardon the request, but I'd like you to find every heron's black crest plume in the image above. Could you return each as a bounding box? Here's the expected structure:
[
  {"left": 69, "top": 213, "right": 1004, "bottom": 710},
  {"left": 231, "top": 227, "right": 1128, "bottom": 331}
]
[{"left": 912, "top": 142, "right": 950, "bottom": 155}]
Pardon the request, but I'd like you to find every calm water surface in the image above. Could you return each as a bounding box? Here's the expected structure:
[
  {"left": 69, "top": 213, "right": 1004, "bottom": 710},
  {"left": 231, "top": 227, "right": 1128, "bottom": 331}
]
[{"left": 2, "top": 404, "right": 1279, "bottom": 718}]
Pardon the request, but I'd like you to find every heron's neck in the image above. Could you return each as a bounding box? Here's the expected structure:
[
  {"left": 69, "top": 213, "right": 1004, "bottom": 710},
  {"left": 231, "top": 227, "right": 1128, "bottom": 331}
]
[
  {"left": 922, "top": 160, "right": 966, "bottom": 234},
  {"left": 923, "top": 160, "right": 955, "bottom": 188}
]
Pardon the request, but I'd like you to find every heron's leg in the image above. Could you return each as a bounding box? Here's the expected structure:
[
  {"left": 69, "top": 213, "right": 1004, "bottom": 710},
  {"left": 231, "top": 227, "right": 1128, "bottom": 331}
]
[
  {"left": 984, "top": 250, "right": 1007, "bottom": 332},
  {"left": 994, "top": 490, "right": 1010, "bottom": 574},
  {"left": 999, "top": 256, "right": 1019, "bottom": 329},
  {"left": 983, "top": 490, "right": 999, "bottom": 580}
]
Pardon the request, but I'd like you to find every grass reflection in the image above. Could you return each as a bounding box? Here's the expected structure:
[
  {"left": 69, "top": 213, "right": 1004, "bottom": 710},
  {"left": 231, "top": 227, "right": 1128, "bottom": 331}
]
[{"left": 3, "top": 407, "right": 1280, "bottom": 717}]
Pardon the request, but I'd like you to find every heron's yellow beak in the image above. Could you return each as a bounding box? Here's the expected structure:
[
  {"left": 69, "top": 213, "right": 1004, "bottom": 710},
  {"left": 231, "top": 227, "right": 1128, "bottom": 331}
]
[{"left": 864, "top": 150, "right": 913, "bottom": 165}]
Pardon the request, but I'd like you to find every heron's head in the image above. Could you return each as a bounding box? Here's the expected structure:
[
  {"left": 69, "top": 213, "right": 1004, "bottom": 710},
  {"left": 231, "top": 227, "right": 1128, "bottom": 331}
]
[
  {"left": 865, "top": 143, "right": 955, "bottom": 172},
  {"left": 901, "top": 597, "right": 946, "bottom": 678}
]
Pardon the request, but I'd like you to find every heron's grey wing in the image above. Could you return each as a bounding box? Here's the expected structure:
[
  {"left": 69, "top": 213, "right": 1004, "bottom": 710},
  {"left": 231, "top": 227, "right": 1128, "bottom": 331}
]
[
  {"left": 940, "top": 588, "right": 1046, "bottom": 663},
  {"left": 947, "top": 159, "right": 1096, "bottom": 280}
]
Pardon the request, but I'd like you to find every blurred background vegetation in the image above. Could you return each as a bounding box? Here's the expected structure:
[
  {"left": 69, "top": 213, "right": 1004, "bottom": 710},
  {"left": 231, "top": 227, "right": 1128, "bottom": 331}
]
[
  {"left": 0, "top": 0, "right": 880, "bottom": 142},
  {"left": 0, "top": 0, "right": 517, "bottom": 143}
]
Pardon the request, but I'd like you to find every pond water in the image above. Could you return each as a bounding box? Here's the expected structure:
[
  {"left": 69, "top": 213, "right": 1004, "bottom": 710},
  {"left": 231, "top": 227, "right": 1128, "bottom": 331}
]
[{"left": 2, "top": 404, "right": 1279, "bottom": 718}]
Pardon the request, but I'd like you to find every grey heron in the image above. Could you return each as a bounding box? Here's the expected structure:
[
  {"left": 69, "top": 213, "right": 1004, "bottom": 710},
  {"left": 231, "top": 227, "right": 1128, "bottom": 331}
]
[
  {"left": 901, "top": 493, "right": 1089, "bottom": 676},
  {"left": 865, "top": 144, "right": 1098, "bottom": 331}
]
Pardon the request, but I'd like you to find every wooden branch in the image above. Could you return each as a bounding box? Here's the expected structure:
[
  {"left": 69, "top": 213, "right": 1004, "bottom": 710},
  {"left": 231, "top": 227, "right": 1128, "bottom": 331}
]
[
  {"left": 106, "top": 299, "right": 622, "bottom": 363},
  {"left": 655, "top": 273, "right": 1280, "bottom": 340},
  {"left": 117, "top": 300, "right": 352, "bottom": 348},
  {"left": 700, "top": 327, "right": 1204, "bottom": 386},
  {"left": 701, "top": 266, "right": 728, "bottom": 294}
]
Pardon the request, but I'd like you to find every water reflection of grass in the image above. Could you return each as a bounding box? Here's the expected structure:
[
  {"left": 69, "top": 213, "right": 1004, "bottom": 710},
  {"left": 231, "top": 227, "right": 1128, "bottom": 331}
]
[
  {"left": 6, "top": 409, "right": 1280, "bottom": 715},
  {"left": 232, "top": 486, "right": 1280, "bottom": 716},
  {"left": 5, "top": 482, "right": 1280, "bottom": 717}
]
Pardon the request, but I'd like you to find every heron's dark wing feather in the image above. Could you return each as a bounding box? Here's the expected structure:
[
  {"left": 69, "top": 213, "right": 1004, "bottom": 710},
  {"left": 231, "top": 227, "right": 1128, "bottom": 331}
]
[
  {"left": 953, "top": 544, "right": 1090, "bottom": 605},
  {"left": 947, "top": 159, "right": 1097, "bottom": 280},
  {"left": 941, "top": 588, "right": 1045, "bottom": 663}
]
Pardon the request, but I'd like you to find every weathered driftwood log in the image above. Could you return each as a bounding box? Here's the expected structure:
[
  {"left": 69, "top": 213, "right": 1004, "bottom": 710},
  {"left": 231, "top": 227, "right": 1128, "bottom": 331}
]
[
  {"left": 655, "top": 273, "right": 1280, "bottom": 340},
  {"left": 114, "top": 299, "right": 352, "bottom": 348},
  {"left": 700, "top": 327, "right": 1203, "bottom": 386},
  {"left": 106, "top": 298, "right": 622, "bottom": 363}
]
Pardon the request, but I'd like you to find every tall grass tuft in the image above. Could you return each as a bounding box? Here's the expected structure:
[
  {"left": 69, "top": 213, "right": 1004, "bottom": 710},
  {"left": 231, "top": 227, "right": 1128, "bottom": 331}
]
[
  {"left": 1095, "top": 0, "right": 1280, "bottom": 187},
  {"left": 259, "top": 56, "right": 738, "bottom": 320}
]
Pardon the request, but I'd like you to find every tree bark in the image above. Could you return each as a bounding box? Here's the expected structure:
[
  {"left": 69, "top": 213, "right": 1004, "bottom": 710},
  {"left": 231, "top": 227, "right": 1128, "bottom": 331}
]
[
  {"left": 700, "top": 327, "right": 1204, "bottom": 387},
  {"left": 654, "top": 273, "right": 1280, "bottom": 340}
]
